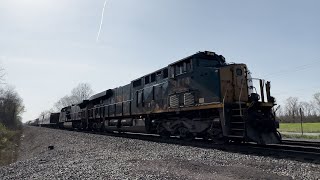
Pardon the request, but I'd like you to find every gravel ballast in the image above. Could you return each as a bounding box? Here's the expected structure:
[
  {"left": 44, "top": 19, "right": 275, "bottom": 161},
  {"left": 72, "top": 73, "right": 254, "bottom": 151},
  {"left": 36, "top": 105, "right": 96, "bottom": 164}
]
[{"left": 0, "top": 126, "right": 319, "bottom": 179}]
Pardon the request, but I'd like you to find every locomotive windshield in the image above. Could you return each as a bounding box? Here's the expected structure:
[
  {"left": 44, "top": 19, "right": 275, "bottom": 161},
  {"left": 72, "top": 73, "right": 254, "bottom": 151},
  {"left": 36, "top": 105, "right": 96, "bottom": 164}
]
[{"left": 247, "top": 71, "right": 254, "bottom": 95}]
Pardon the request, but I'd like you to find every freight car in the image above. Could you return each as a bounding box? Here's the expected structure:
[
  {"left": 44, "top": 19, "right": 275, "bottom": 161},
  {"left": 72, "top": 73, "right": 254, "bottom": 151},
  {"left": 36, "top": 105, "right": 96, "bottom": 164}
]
[{"left": 55, "top": 51, "right": 281, "bottom": 144}]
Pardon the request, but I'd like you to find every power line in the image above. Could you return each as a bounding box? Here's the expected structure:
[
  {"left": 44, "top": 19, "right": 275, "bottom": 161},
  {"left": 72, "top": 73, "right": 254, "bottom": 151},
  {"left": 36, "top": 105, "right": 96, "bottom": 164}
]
[
  {"left": 272, "top": 86, "right": 320, "bottom": 97},
  {"left": 262, "top": 59, "right": 320, "bottom": 79}
]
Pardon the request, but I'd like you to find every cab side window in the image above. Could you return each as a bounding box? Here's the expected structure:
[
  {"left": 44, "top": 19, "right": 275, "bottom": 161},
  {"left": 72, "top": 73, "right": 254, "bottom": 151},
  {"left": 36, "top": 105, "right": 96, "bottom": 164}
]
[{"left": 172, "top": 59, "right": 192, "bottom": 77}]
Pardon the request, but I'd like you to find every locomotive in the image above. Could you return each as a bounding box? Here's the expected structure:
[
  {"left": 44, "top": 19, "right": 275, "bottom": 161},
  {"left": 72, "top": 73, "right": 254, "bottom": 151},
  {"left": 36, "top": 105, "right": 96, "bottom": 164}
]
[
  {"left": 39, "top": 113, "right": 60, "bottom": 128},
  {"left": 38, "top": 51, "right": 281, "bottom": 144}
]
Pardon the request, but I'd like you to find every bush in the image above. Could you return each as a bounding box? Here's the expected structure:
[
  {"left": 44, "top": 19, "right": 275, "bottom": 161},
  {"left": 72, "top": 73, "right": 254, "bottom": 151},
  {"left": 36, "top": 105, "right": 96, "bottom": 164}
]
[
  {"left": 0, "top": 124, "right": 16, "bottom": 148},
  {"left": 0, "top": 86, "right": 25, "bottom": 130},
  {"left": 0, "top": 123, "right": 21, "bottom": 166}
]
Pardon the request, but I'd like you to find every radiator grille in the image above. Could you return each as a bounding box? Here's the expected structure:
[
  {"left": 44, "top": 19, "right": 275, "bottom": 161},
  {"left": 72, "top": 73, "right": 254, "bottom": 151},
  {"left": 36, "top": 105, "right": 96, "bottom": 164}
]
[
  {"left": 169, "top": 95, "right": 179, "bottom": 108},
  {"left": 184, "top": 93, "right": 194, "bottom": 106}
]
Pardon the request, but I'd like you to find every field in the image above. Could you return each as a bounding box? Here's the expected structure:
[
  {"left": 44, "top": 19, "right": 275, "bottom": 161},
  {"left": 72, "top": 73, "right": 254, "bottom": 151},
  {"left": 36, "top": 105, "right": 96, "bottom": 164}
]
[
  {"left": 279, "top": 123, "right": 320, "bottom": 139},
  {"left": 279, "top": 122, "right": 320, "bottom": 133}
]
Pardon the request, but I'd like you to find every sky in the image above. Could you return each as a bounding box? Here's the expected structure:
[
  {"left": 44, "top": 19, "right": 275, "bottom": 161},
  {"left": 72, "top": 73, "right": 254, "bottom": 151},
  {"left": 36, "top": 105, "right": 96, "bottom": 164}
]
[{"left": 0, "top": 0, "right": 319, "bottom": 122}]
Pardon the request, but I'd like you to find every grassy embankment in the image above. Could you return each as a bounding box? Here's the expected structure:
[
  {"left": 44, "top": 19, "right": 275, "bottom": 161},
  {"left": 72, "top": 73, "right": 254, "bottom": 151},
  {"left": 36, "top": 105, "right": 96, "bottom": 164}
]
[
  {"left": 0, "top": 123, "right": 22, "bottom": 166},
  {"left": 279, "top": 123, "right": 320, "bottom": 139}
]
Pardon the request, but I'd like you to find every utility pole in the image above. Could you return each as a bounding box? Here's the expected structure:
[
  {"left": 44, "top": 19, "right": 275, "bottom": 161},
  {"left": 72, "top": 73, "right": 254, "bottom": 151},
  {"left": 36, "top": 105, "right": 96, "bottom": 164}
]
[{"left": 299, "top": 108, "right": 303, "bottom": 135}]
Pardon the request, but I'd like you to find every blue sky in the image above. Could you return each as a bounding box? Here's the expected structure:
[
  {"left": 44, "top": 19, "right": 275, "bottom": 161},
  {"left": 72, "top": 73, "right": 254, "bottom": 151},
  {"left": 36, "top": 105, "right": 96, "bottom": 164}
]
[{"left": 0, "top": 0, "right": 319, "bottom": 122}]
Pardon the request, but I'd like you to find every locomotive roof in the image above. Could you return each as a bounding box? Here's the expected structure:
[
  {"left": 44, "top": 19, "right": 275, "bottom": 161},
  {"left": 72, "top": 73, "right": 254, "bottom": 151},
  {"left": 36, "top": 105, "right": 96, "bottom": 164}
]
[
  {"left": 88, "top": 51, "right": 226, "bottom": 103},
  {"left": 88, "top": 89, "right": 113, "bottom": 101},
  {"left": 89, "top": 91, "right": 107, "bottom": 101},
  {"left": 168, "top": 51, "right": 226, "bottom": 66},
  {"left": 131, "top": 51, "right": 225, "bottom": 82}
]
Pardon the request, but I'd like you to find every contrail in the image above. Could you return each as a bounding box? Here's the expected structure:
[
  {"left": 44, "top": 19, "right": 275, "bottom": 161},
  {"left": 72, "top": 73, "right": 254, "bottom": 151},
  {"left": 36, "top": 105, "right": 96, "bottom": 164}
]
[{"left": 96, "top": 0, "right": 107, "bottom": 42}]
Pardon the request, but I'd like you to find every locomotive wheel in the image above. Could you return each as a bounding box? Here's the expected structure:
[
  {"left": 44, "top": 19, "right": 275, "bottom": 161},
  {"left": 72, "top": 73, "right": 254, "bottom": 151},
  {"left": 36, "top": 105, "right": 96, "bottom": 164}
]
[
  {"left": 92, "top": 123, "right": 98, "bottom": 131},
  {"left": 160, "top": 131, "right": 171, "bottom": 139},
  {"left": 213, "top": 137, "right": 227, "bottom": 144},
  {"left": 209, "top": 128, "right": 227, "bottom": 144},
  {"left": 100, "top": 124, "right": 106, "bottom": 132},
  {"left": 157, "top": 125, "right": 171, "bottom": 139},
  {"left": 199, "top": 134, "right": 209, "bottom": 141},
  {"left": 276, "top": 130, "right": 282, "bottom": 142},
  {"left": 178, "top": 127, "right": 194, "bottom": 141}
]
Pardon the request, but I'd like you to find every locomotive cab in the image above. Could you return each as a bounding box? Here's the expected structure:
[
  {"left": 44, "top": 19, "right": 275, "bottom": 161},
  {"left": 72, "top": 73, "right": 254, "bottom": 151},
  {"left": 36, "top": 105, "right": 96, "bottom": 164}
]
[
  {"left": 219, "top": 64, "right": 281, "bottom": 144},
  {"left": 167, "top": 51, "right": 280, "bottom": 144},
  {"left": 168, "top": 51, "right": 226, "bottom": 107}
]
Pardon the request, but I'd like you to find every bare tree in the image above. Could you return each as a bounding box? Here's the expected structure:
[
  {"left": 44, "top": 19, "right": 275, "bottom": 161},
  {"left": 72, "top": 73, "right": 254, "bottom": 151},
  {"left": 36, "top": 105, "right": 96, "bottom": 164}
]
[
  {"left": 0, "top": 66, "right": 5, "bottom": 84},
  {"left": 279, "top": 93, "right": 320, "bottom": 123},
  {"left": 54, "top": 95, "right": 76, "bottom": 111},
  {"left": 71, "top": 83, "right": 93, "bottom": 103},
  {"left": 276, "top": 105, "right": 283, "bottom": 117},
  {"left": 313, "top": 92, "right": 320, "bottom": 115},
  {"left": 299, "top": 101, "right": 315, "bottom": 117},
  {"left": 54, "top": 83, "right": 93, "bottom": 111},
  {"left": 284, "top": 97, "right": 299, "bottom": 119}
]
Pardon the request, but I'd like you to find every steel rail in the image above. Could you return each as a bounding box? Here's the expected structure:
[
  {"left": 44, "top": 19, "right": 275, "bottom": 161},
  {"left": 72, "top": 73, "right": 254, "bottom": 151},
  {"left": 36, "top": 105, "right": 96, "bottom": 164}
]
[{"left": 281, "top": 139, "right": 320, "bottom": 148}]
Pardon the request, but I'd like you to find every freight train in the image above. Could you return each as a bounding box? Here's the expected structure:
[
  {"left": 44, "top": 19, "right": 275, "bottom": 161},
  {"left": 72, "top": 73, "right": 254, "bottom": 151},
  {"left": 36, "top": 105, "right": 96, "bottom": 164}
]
[{"left": 32, "top": 51, "right": 281, "bottom": 144}]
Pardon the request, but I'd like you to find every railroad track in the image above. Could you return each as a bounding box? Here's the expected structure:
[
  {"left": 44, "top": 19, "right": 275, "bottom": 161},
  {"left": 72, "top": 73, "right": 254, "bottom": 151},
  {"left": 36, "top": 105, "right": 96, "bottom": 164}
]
[
  {"left": 249, "top": 139, "right": 320, "bottom": 156},
  {"left": 243, "top": 143, "right": 320, "bottom": 163},
  {"left": 74, "top": 129, "right": 320, "bottom": 163},
  {"left": 281, "top": 139, "right": 320, "bottom": 148},
  {"left": 54, "top": 127, "right": 320, "bottom": 163}
]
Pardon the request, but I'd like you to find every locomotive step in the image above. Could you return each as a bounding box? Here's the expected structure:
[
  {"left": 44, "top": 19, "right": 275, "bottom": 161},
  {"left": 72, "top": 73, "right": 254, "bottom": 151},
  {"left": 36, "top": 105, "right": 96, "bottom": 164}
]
[
  {"left": 231, "top": 128, "right": 245, "bottom": 131},
  {"left": 231, "top": 102, "right": 246, "bottom": 105},
  {"left": 230, "top": 122, "right": 245, "bottom": 124},
  {"left": 232, "top": 108, "right": 246, "bottom": 111},
  {"left": 227, "top": 135, "right": 244, "bottom": 138},
  {"left": 232, "top": 115, "right": 244, "bottom": 117}
]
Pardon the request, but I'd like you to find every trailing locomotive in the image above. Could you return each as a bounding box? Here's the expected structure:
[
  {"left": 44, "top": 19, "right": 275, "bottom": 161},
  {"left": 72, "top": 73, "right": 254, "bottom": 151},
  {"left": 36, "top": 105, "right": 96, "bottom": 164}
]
[
  {"left": 39, "top": 51, "right": 281, "bottom": 144},
  {"left": 39, "top": 113, "right": 60, "bottom": 128}
]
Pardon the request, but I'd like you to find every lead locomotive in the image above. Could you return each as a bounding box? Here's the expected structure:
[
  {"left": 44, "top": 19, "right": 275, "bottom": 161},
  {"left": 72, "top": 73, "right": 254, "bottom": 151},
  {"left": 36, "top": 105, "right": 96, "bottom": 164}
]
[{"left": 40, "top": 51, "right": 281, "bottom": 144}]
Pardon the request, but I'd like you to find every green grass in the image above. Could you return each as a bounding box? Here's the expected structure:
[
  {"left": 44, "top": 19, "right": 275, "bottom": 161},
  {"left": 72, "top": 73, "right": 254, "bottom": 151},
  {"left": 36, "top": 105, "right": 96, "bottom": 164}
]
[
  {"left": 279, "top": 122, "right": 320, "bottom": 133},
  {"left": 282, "top": 133, "right": 320, "bottom": 140}
]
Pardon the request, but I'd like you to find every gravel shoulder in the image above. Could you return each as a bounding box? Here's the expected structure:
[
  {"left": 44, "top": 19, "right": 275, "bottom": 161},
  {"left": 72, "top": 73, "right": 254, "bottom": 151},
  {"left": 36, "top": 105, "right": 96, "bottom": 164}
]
[{"left": 0, "top": 126, "right": 319, "bottom": 180}]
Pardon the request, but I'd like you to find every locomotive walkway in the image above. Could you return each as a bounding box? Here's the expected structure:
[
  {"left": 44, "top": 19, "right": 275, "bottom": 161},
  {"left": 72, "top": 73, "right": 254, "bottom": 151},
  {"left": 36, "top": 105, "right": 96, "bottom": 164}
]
[{"left": 0, "top": 126, "right": 319, "bottom": 179}]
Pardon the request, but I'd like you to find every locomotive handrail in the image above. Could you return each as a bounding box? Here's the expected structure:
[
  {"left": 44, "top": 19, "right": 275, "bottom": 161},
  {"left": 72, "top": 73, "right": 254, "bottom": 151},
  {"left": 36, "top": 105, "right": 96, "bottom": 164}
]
[
  {"left": 222, "top": 88, "right": 229, "bottom": 125},
  {"left": 238, "top": 79, "right": 244, "bottom": 116},
  {"left": 247, "top": 77, "right": 267, "bottom": 103},
  {"left": 248, "top": 77, "right": 265, "bottom": 81}
]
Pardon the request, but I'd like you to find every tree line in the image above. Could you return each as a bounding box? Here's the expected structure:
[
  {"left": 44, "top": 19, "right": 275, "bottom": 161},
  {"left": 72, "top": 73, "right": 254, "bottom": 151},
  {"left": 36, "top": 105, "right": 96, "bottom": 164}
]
[
  {"left": 0, "top": 65, "right": 93, "bottom": 128},
  {"left": 0, "top": 67, "right": 25, "bottom": 130},
  {"left": 277, "top": 93, "right": 320, "bottom": 123}
]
